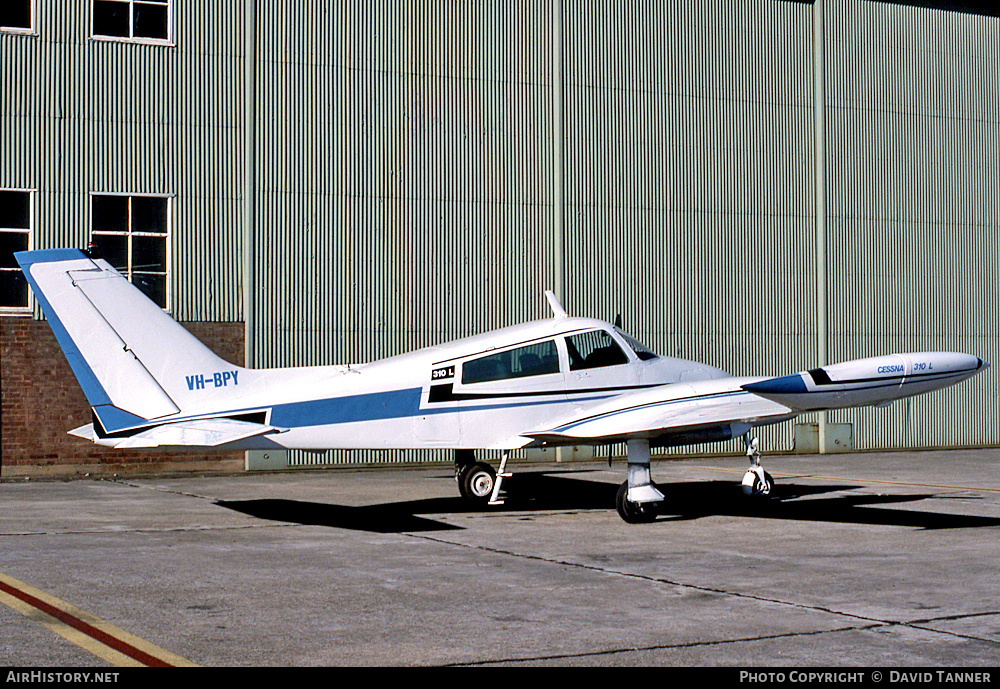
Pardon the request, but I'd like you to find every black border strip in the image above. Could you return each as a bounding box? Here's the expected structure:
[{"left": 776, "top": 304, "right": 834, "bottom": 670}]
[
  {"left": 428, "top": 383, "right": 657, "bottom": 403},
  {"left": 430, "top": 327, "right": 601, "bottom": 366},
  {"left": 807, "top": 366, "right": 979, "bottom": 388}
]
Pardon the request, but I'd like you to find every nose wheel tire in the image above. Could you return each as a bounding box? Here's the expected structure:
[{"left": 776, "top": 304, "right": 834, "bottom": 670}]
[
  {"left": 458, "top": 462, "right": 497, "bottom": 505},
  {"left": 615, "top": 481, "right": 659, "bottom": 524},
  {"left": 741, "top": 469, "right": 775, "bottom": 497}
]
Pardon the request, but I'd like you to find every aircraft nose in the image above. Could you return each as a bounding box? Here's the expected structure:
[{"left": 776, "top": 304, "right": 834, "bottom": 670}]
[{"left": 978, "top": 357, "right": 989, "bottom": 370}]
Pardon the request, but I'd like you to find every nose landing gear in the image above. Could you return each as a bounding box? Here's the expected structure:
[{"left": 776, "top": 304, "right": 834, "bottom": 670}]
[{"left": 740, "top": 435, "right": 774, "bottom": 497}]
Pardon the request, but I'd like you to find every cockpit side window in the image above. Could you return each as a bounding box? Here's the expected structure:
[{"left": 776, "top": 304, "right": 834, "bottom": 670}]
[
  {"left": 565, "top": 330, "right": 630, "bottom": 370},
  {"left": 461, "top": 339, "right": 560, "bottom": 384},
  {"left": 615, "top": 328, "right": 658, "bottom": 361}
]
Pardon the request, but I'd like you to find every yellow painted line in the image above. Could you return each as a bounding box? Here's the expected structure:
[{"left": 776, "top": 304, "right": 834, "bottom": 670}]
[
  {"left": 0, "top": 571, "right": 198, "bottom": 667},
  {"left": 693, "top": 465, "right": 1000, "bottom": 494}
]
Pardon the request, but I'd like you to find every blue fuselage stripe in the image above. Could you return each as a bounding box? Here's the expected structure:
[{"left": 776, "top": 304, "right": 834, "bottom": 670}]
[
  {"left": 268, "top": 388, "right": 583, "bottom": 429},
  {"left": 270, "top": 388, "right": 423, "bottom": 427}
]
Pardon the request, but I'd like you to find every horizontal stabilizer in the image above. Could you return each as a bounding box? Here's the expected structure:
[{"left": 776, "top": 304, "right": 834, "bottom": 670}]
[{"left": 71, "top": 418, "right": 282, "bottom": 449}]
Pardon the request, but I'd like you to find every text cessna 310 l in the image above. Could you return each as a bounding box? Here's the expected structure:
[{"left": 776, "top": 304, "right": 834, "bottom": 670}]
[{"left": 16, "top": 248, "right": 989, "bottom": 522}]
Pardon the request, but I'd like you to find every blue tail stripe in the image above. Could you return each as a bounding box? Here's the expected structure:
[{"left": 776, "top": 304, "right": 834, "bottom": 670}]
[
  {"left": 93, "top": 405, "right": 150, "bottom": 434},
  {"left": 14, "top": 249, "right": 114, "bottom": 408}
]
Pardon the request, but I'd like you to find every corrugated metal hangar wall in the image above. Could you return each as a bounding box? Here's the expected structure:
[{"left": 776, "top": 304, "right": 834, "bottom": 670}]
[
  {"left": 2, "top": 0, "right": 998, "bottom": 469},
  {"left": 247, "top": 0, "right": 1000, "bottom": 465},
  {"left": 822, "top": 1, "right": 999, "bottom": 451}
]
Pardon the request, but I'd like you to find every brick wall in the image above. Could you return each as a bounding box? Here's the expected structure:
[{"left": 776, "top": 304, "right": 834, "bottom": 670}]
[{"left": 1, "top": 318, "right": 246, "bottom": 477}]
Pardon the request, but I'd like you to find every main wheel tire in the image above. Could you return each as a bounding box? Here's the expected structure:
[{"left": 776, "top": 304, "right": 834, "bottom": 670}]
[
  {"left": 460, "top": 462, "right": 496, "bottom": 505},
  {"left": 615, "top": 481, "right": 658, "bottom": 524}
]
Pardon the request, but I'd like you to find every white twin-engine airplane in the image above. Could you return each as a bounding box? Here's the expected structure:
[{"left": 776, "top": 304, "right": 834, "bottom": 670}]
[{"left": 16, "top": 248, "right": 989, "bottom": 523}]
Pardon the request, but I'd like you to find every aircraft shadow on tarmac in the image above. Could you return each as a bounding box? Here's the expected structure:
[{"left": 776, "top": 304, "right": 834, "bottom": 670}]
[{"left": 216, "top": 469, "right": 1000, "bottom": 534}]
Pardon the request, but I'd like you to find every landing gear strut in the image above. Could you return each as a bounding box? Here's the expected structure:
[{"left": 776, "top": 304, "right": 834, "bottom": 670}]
[
  {"left": 454, "top": 450, "right": 510, "bottom": 506},
  {"left": 740, "top": 434, "right": 774, "bottom": 497},
  {"left": 615, "top": 439, "right": 663, "bottom": 524}
]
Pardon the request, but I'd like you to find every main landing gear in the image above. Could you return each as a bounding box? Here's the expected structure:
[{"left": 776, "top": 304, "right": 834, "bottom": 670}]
[
  {"left": 455, "top": 450, "right": 510, "bottom": 506},
  {"left": 454, "top": 436, "right": 775, "bottom": 523},
  {"left": 614, "top": 435, "right": 776, "bottom": 524},
  {"left": 615, "top": 438, "right": 664, "bottom": 524}
]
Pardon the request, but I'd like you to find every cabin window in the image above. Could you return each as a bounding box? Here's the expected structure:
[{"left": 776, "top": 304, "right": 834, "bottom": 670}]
[
  {"left": 565, "top": 330, "right": 630, "bottom": 370},
  {"left": 461, "top": 340, "right": 560, "bottom": 384},
  {"left": 616, "top": 328, "right": 658, "bottom": 361}
]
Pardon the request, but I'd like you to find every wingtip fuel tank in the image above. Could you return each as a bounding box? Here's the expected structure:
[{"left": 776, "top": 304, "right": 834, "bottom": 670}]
[{"left": 741, "top": 352, "right": 988, "bottom": 412}]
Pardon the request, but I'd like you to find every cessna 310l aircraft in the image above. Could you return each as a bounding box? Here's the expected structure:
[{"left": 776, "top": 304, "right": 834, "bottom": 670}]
[{"left": 16, "top": 248, "right": 989, "bottom": 522}]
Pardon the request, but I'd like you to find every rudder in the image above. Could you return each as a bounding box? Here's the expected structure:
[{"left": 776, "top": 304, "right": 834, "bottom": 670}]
[{"left": 16, "top": 249, "right": 238, "bottom": 423}]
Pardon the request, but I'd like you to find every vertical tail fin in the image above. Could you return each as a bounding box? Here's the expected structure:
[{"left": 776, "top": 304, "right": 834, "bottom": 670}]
[{"left": 16, "top": 249, "right": 240, "bottom": 427}]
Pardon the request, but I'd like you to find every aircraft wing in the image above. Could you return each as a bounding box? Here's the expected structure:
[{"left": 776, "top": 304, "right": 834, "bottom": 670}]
[
  {"left": 70, "top": 418, "right": 284, "bottom": 449},
  {"left": 523, "top": 377, "right": 795, "bottom": 445},
  {"left": 524, "top": 351, "right": 987, "bottom": 446}
]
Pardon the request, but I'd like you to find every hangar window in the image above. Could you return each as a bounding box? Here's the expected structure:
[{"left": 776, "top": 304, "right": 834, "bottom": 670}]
[
  {"left": 90, "top": 194, "right": 170, "bottom": 309},
  {"left": 565, "top": 330, "right": 630, "bottom": 370},
  {"left": 1, "top": 1, "right": 34, "bottom": 34},
  {"left": 462, "top": 340, "right": 560, "bottom": 384},
  {"left": 0, "top": 189, "right": 32, "bottom": 313},
  {"left": 93, "top": 0, "right": 170, "bottom": 43}
]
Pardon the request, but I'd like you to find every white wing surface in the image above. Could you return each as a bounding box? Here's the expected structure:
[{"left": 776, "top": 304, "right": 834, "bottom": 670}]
[{"left": 524, "top": 377, "right": 795, "bottom": 444}]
